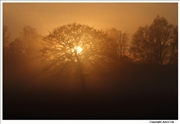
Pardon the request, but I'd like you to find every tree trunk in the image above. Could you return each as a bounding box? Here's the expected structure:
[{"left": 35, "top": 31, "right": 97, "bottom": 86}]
[{"left": 74, "top": 50, "right": 86, "bottom": 92}]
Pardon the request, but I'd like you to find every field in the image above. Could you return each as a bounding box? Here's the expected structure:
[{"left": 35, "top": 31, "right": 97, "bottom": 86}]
[{"left": 3, "top": 62, "right": 178, "bottom": 119}]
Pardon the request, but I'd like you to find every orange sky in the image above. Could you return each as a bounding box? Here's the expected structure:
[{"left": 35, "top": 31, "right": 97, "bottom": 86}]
[{"left": 3, "top": 3, "right": 178, "bottom": 40}]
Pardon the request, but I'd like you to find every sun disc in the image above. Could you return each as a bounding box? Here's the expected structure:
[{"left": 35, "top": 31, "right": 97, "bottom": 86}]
[
  {"left": 76, "top": 46, "right": 82, "bottom": 54},
  {"left": 72, "top": 46, "right": 82, "bottom": 54}
]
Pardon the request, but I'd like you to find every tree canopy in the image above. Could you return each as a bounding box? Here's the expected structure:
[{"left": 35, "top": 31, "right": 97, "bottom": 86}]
[
  {"left": 4, "top": 26, "right": 42, "bottom": 64},
  {"left": 130, "top": 16, "right": 178, "bottom": 65},
  {"left": 106, "top": 28, "right": 129, "bottom": 60},
  {"left": 41, "top": 23, "right": 117, "bottom": 89}
]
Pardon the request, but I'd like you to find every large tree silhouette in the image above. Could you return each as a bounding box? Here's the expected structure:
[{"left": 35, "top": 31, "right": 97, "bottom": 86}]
[
  {"left": 41, "top": 23, "right": 116, "bottom": 90},
  {"left": 130, "top": 16, "right": 177, "bottom": 65}
]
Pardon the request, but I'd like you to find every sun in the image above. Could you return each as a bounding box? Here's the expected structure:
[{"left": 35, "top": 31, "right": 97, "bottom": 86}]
[{"left": 72, "top": 46, "right": 82, "bottom": 54}]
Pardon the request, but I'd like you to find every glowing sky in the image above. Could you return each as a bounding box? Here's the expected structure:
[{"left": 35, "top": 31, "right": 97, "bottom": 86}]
[{"left": 3, "top": 3, "right": 178, "bottom": 40}]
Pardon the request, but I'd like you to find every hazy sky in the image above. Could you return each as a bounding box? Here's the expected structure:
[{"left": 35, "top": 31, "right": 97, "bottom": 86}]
[{"left": 3, "top": 3, "right": 178, "bottom": 40}]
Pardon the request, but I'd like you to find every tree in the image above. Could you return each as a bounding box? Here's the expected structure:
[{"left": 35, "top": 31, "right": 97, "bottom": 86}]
[
  {"left": 3, "top": 25, "right": 11, "bottom": 56},
  {"left": 130, "top": 25, "right": 152, "bottom": 64},
  {"left": 106, "top": 28, "right": 128, "bottom": 60},
  {"left": 41, "top": 23, "right": 116, "bottom": 90},
  {"left": 20, "top": 25, "right": 42, "bottom": 58},
  {"left": 5, "top": 26, "right": 42, "bottom": 64},
  {"left": 168, "top": 25, "right": 178, "bottom": 65},
  {"left": 130, "top": 16, "right": 177, "bottom": 65},
  {"left": 6, "top": 38, "right": 26, "bottom": 63}
]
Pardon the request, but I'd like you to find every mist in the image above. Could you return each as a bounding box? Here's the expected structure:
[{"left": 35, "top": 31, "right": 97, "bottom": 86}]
[{"left": 2, "top": 3, "right": 178, "bottom": 120}]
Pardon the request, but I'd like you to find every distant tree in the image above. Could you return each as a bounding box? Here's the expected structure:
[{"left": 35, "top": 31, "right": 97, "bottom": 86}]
[
  {"left": 5, "top": 26, "right": 42, "bottom": 64},
  {"left": 106, "top": 28, "right": 128, "bottom": 60},
  {"left": 41, "top": 23, "right": 116, "bottom": 90},
  {"left": 3, "top": 25, "right": 11, "bottom": 56},
  {"left": 20, "top": 25, "right": 42, "bottom": 58},
  {"left": 6, "top": 38, "right": 26, "bottom": 63},
  {"left": 130, "top": 16, "right": 177, "bottom": 65}
]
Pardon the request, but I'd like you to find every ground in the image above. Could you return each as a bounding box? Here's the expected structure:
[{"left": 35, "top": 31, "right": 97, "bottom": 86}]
[{"left": 3, "top": 61, "right": 178, "bottom": 119}]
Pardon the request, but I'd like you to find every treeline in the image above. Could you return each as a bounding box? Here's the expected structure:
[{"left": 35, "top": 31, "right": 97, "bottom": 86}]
[
  {"left": 3, "top": 16, "right": 178, "bottom": 75},
  {"left": 3, "top": 15, "right": 178, "bottom": 67}
]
